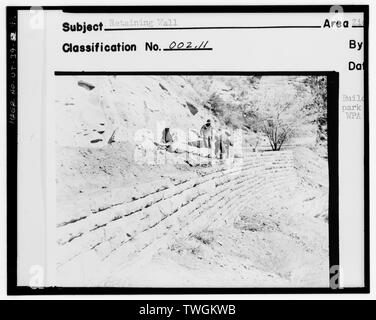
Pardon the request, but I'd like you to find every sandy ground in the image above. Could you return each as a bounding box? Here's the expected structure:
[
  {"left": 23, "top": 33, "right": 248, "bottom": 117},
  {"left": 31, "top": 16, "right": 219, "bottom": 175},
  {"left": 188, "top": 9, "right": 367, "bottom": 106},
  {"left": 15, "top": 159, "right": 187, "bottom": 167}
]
[
  {"left": 101, "top": 195, "right": 328, "bottom": 287},
  {"left": 95, "top": 147, "right": 329, "bottom": 288}
]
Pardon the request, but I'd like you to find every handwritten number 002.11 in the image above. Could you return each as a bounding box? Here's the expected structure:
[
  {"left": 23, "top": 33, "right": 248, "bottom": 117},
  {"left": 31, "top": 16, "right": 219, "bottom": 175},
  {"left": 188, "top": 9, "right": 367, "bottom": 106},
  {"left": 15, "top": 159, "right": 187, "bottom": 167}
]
[{"left": 168, "top": 41, "right": 209, "bottom": 50}]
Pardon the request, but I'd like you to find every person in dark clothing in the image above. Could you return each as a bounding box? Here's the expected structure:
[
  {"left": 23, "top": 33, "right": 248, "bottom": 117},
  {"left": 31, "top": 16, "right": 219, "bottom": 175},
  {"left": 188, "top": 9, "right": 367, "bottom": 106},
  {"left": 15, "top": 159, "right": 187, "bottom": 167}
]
[
  {"left": 161, "top": 127, "right": 173, "bottom": 144},
  {"left": 200, "top": 119, "right": 213, "bottom": 148}
]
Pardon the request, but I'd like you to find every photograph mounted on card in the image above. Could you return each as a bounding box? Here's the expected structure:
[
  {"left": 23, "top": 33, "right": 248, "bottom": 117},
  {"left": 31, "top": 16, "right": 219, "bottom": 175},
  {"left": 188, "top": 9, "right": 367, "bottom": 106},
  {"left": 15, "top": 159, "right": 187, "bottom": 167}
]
[{"left": 7, "top": 5, "right": 368, "bottom": 294}]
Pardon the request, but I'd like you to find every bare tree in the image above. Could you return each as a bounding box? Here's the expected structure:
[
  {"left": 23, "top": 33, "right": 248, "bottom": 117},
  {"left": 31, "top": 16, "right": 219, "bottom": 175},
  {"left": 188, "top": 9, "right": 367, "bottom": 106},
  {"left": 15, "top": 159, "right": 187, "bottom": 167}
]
[{"left": 248, "top": 80, "right": 316, "bottom": 151}]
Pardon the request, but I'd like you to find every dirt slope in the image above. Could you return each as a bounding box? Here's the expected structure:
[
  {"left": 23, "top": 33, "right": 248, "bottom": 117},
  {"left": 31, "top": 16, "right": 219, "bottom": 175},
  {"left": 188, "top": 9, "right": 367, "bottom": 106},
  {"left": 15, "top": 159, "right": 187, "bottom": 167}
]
[{"left": 100, "top": 147, "right": 329, "bottom": 287}]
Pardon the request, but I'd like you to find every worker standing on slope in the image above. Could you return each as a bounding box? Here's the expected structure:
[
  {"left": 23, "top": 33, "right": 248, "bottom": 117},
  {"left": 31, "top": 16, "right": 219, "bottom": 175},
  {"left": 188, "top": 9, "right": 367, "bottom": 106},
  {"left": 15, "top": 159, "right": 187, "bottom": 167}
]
[
  {"left": 200, "top": 119, "right": 213, "bottom": 149},
  {"left": 161, "top": 127, "right": 174, "bottom": 151}
]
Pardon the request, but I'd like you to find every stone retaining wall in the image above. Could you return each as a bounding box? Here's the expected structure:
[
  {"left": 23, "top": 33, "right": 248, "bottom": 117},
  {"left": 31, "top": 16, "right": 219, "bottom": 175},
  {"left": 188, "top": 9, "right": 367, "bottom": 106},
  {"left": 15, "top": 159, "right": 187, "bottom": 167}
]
[{"left": 56, "top": 150, "right": 298, "bottom": 285}]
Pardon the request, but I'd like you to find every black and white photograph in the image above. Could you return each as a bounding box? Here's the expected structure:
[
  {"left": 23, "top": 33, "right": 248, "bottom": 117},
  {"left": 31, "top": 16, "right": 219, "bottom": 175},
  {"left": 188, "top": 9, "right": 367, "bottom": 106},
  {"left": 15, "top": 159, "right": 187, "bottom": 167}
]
[
  {"left": 55, "top": 74, "right": 331, "bottom": 287},
  {"left": 4, "top": 3, "right": 370, "bottom": 301}
]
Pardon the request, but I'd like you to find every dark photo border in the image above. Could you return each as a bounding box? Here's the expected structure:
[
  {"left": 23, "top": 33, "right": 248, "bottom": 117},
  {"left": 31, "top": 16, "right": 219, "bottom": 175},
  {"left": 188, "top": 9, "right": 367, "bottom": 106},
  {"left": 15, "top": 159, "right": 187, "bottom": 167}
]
[{"left": 6, "top": 5, "right": 369, "bottom": 295}]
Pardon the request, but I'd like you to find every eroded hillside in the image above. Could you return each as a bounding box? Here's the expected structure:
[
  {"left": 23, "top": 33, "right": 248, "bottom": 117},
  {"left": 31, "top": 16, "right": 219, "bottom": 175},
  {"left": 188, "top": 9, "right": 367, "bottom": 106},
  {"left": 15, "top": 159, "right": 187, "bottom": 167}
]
[{"left": 54, "top": 75, "right": 329, "bottom": 287}]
